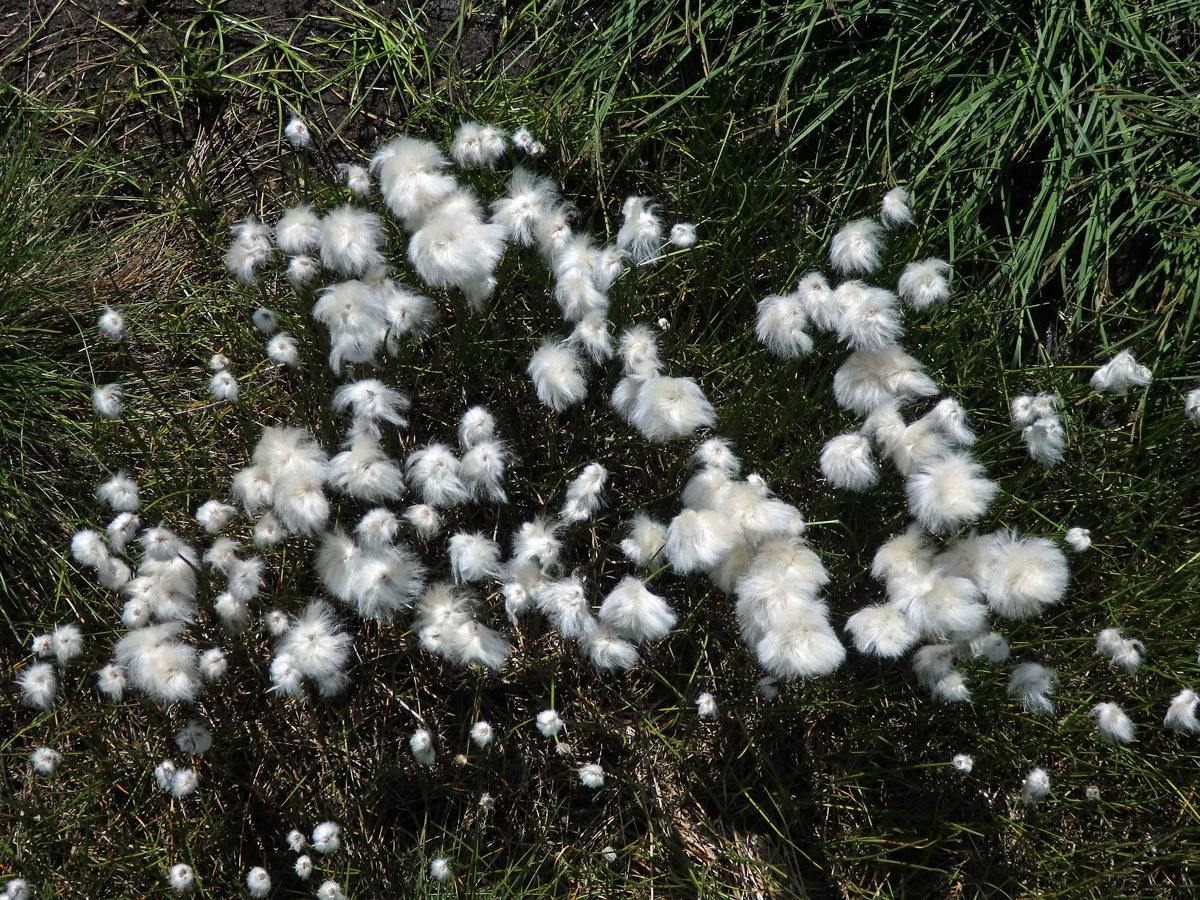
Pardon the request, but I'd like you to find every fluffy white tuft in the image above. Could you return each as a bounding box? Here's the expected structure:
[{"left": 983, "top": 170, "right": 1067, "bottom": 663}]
[
  {"left": 983, "top": 533, "right": 1069, "bottom": 620},
  {"left": 1165, "top": 689, "right": 1200, "bottom": 733},
  {"left": 406, "top": 443, "right": 469, "bottom": 508},
  {"left": 451, "top": 122, "right": 506, "bottom": 167},
  {"left": 905, "top": 452, "right": 997, "bottom": 533},
  {"left": 820, "top": 432, "right": 879, "bottom": 491},
  {"left": 1064, "top": 526, "right": 1091, "bottom": 552},
  {"left": 664, "top": 509, "right": 737, "bottom": 574},
  {"left": 536, "top": 708, "right": 564, "bottom": 737},
  {"left": 448, "top": 532, "right": 502, "bottom": 583},
  {"left": 625, "top": 375, "right": 715, "bottom": 441},
  {"left": 1091, "top": 701, "right": 1135, "bottom": 745},
  {"left": 897, "top": 258, "right": 950, "bottom": 309},
  {"left": 844, "top": 603, "right": 917, "bottom": 658},
  {"left": 616, "top": 195, "right": 663, "bottom": 264},
  {"left": 275, "top": 205, "right": 321, "bottom": 254},
  {"left": 320, "top": 205, "right": 384, "bottom": 275},
  {"left": 1020, "top": 768, "right": 1051, "bottom": 804},
  {"left": 756, "top": 294, "right": 813, "bottom": 358},
  {"left": 92, "top": 383, "right": 124, "bottom": 419},
  {"left": 1007, "top": 661, "right": 1058, "bottom": 715},
  {"left": 584, "top": 627, "right": 639, "bottom": 670},
  {"left": 835, "top": 282, "right": 902, "bottom": 351},
  {"left": 880, "top": 186, "right": 912, "bottom": 227},
  {"left": 491, "top": 168, "right": 557, "bottom": 245},
  {"left": 98, "top": 306, "right": 126, "bottom": 342},
  {"left": 527, "top": 340, "right": 587, "bottom": 412},
  {"left": 578, "top": 762, "right": 606, "bottom": 788},
  {"left": 598, "top": 576, "right": 676, "bottom": 642},
  {"left": 833, "top": 347, "right": 939, "bottom": 416},
  {"left": 1096, "top": 627, "right": 1143, "bottom": 674},
  {"left": 311, "top": 820, "right": 342, "bottom": 854},
  {"left": 669, "top": 222, "right": 697, "bottom": 247},
  {"left": 829, "top": 218, "right": 883, "bottom": 274},
  {"left": 1090, "top": 349, "right": 1151, "bottom": 394}
]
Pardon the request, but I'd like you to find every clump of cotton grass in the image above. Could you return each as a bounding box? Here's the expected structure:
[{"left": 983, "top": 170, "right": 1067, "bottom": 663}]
[
  {"left": 1096, "top": 628, "right": 1143, "bottom": 674},
  {"left": 96, "top": 470, "right": 140, "bottom": 512},
  {"left": 2, "top": 879, "right": 30, "bottom": 900},
  {"left": 562, "top": 462, "right": 607, "bottom": 522},
  {"left": 1186, "top": 387, "right": 1200, "bottom": 423},
  {"left": 98, "top": 305, "right": 126, "bottom": 342},
  {"left": 880, "top": 186, "right": 912, "bottom": 227},
  {"left": 317, "top": 880, "right": 348, "bottom": 900},
  {"left": 1064, "top": 526, "right": 1091, "bottom": 551},
  {"left": 320, "top": 205, "right": 384, "bottom": 276},
  {"left": 905, "top": 452, "right": 997, "bottom": 534},
  {"left": 408, "top": 193, "right": 507, "bottom": 308},
  {"left": 372, "top": 136, "right": 456, "bottom": 226},
  {"left": 1165, "top": 689, "right": 1200, "bottom": 732},
  {"left": 982, "top": 533, "right": 1069, "bottom": 620},
  {"left": 1007, "top": 662, "right": 1058, "bottom": 715},
  {"left": 195, "top": 500, "right": 236, "bottom": 534},
  {"left": 429, "top": 857, "right": 452, "bottom": 882},
  {"left": 337, "top": 162, "right": 370, "bottom": 198},
  {"left": 311, "top": 821, "right": 342, "bottom": 854},
  {"left": 246, "top": 867, "right": 271, "bottom": 899},
  {"left": 30, "top": 746, "right": 62, "bottom": 774},
  {"left": 528, "top": 339, "right": 587, "bottom": 412},
  {"left": 92, "top": 383, "right": 124, "bottom": 419},
  {"left": 598, "top": 576, "right": 676, "bottom": 642},
  {"left": 284, "top": 114, "right": 312, "bottom": 148},
  {"left": 1092, "top": 701, "right": 1135, "bottom": 745},
  {"left": 491, "top": 168, "right": 557, "bottom": 246},
  {"left": 49, "top": 624, "right": 84, "bottom": 665},
  {"left": 536, "top": 708, "right": 564, "bottom": 737},
  {"left": 168, "top": 863, "right": 194, "bottom": 894},
  {"left": 233, "top": 425, "right": 329, "bottom": 534},
  {"left": 266, "top": 332, "right": 300, "bottom": 366},
  {"left": 113, "top": 623, "right": 200, "bottom": 704},
  {"left": 409, "top": 727, "right": 436, "bottom": 766},
  {"left": 1020, "top": 768, "right": 1051, "bottom": 805},
  {"left": 834, "top": 282, "right": 903, "bottom": 350},
  {"left": 820, "top": 431, "right": 879, "bottom": 492},
  {"left": 405, "top": 442, "right": 469, "bottom": 508},
  {"left": 270, "top": 601, "right": 353, "bottom": 697},
  {"left": 669, "top": 222, "right": 697, "bottom": 247},
  {"left": 451, "top": 122, "right": 506, "bottom": 168},
  {"left": 412, "top": 583, "right": 510, "bottom": 670},
  {"left": 294, "top": 856, "right": 314, "bottom": 879},
  {"left": 470, "top": 721, "right": 494, "bottom": 748},
  {"left": 1022, "top": 416, "right": 1065, "bottom": 467},
  {"left": 276, "top": 204, "right": 321, "bottom": 254},
  {"left": 620, "top": 513, "right": 667, "bottom": 568},
  {"left": 208, "top": 367, "right": 238, "bottom": 402},
  {"left": 176, "top": 720, "right": 213, "bottom": 755},
  {"left": 897, "top": 258, "right": 950, "bottom": 310},
  {"left": 1091, "top": 348, "right": 1152, "bottom": 394},
  {"left": 95, "top": 663, "right": 126, "bottom": 700},
  {"left": 951, "top": 753, "right": 974, "bottom": 773},
  {"left": 696, "top": 692, "right": 718, "bottom": 718},
  {"left": 448, "top": 532, "right": 502, "bottom": 582},
  {"left": 829, "top": 218, "right": 883, "bottom": 274},
  {"left": 617, "top": 195, "right": 663, "bottom": 264},
  {"left": 832, "top": 346, "right": 938, "bottom": 416},
  {"left": 615, "top": 372, "right": 716, "bottom": 442},
  {"left": 578, "top": 762, "right": 605, "bottom": 788},
  {"left": 225, "top": 217, "right": 272, "bottom": 285},
  {"left": 756, "top": 293, "right": 813, "bottom": 358}
]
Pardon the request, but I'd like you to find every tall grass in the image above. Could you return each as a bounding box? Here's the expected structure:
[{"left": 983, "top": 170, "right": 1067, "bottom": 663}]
[{"left": 3, "top": 2, "right": 1200, "bottom": 898}]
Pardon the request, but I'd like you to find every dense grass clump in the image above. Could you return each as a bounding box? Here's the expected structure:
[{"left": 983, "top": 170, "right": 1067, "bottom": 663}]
[{"left": 3, "top": 3, "right": 1200, "bottom": 899}]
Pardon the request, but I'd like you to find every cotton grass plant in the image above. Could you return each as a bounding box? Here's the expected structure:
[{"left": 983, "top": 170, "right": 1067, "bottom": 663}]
[{"left": 5, "top": 3, "right": 1200, "bottom": 898}]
